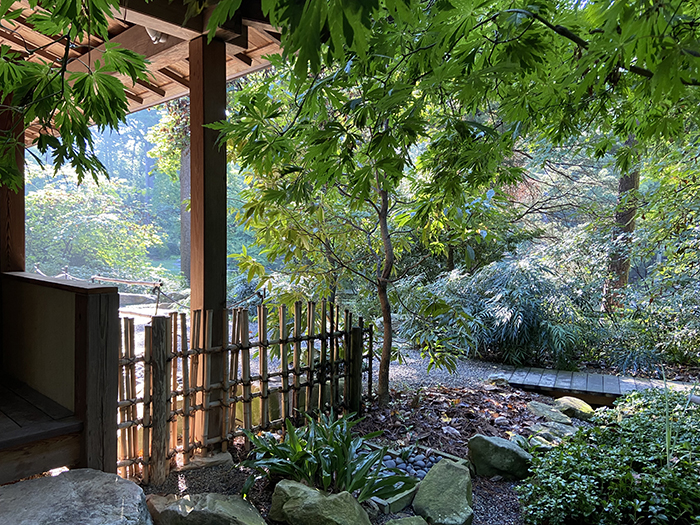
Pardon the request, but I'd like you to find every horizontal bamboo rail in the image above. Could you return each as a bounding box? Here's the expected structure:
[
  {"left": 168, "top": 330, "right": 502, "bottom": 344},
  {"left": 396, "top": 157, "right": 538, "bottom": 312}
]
[{"left": 116, "top": 300, "right": 373, "bottom": 481}]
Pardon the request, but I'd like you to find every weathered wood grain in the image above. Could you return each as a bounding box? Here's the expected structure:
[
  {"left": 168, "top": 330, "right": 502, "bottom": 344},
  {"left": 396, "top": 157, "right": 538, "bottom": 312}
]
[
  {"left": 554, "top": 371, "right": 573, "bottom": 390},
  {"left": 538, "top": 370, "right": 558, "bottom": 390},
  {"left": 602, "top": 375, "right": 620, "bottom": 395}
]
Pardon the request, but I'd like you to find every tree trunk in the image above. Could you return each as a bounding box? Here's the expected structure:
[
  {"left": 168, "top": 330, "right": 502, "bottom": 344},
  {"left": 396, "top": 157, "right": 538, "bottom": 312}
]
[
  {"left": 376, "top": 187, "right": 394, "bottom": 405},
  {"left": 180, "top": 145, "right": 191, "bottom": 283},
  {"left": 605, "top": 167, "right": 639, "bottom": 310},
  {"left": 446, "top": 245, "right": 455, "bottom": 271}
]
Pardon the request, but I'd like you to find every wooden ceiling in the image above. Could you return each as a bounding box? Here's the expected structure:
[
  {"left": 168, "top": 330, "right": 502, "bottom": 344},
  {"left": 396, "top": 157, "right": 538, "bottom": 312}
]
[{"left": 0, "top": 0, "right": 282, "bottom": 144}]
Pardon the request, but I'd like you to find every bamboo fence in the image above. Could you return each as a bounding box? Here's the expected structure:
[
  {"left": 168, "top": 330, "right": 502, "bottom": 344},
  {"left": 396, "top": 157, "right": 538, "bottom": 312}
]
[{"left": 116, "top": 300, "right": 373, "bottom": 482}]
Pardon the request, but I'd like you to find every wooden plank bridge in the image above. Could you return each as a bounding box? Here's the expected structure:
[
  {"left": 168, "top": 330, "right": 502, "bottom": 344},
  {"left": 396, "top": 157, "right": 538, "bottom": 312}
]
[{"left": 500, "top": 367, "right": 696, "bottom": 406}]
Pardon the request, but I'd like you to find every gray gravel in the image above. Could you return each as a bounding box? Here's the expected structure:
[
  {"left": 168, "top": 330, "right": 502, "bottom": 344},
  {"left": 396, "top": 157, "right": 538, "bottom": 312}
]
[{"left": 372, "top": 347, "right": 513, "bottom": 392}]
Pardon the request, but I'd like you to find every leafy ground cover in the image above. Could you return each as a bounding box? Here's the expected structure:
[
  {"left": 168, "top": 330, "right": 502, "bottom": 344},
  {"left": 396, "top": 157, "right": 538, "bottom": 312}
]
[{"left": 519, "top": 388, "right": 700, "bottom": 525}]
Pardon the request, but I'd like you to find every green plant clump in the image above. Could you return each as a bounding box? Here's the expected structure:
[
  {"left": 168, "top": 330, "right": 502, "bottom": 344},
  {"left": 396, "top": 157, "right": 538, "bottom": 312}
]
[
  {"left": 241, "top": 413, "right": 417, "bottom": 503},
  {"left": 519, "top": 388, "right": 700, "bottom": 524}
]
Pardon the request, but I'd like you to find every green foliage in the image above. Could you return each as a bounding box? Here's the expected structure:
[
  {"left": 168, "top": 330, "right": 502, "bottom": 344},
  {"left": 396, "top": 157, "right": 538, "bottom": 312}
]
[
  {"left": 25, "top": 173, "right": 163, "bottom": 279},
  {"left": 241, "top": 413, "right": 417, "bottom": 503},
  {"left": 519, "top": 388, "right": 700, "bottom": 525},
  {"left": 397, "top": 250, "right": 588, "bottom": 369},
  {"left": 0, "top": 1, "right": 149, "bottom": 187}
]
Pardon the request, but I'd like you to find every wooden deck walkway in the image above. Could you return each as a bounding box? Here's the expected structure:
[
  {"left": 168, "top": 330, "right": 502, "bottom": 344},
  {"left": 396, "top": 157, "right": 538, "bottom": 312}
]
[{"left": 500, "top": 367, "right": 695, "bottom": 405}]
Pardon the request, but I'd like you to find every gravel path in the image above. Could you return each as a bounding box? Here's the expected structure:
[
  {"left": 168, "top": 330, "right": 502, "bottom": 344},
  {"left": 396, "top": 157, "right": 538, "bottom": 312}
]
[{"left": 377, "top": 348, "right": 512, "bottom": 391}]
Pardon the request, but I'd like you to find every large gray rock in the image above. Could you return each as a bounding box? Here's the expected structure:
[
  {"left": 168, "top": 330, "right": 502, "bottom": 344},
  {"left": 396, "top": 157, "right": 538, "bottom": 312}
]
[
  {"left": 270, "top": 479, "right": 371, "bottom": 525},
  {"left": 0, "top": 468, "right": 152, "bottom": 525},
  {"left": 146, "top": 493, "right": 265, "bottom": 525},
  {"left": 530, "top": 421, "right": 577, "bottom": 439},
  {"left": 554, "top": 396, "right": 595, "bottom": 420},
  {"left": 469, "top": 434, "right": 533, "bottom": 480},
  {"left": 413, "top": 460, "right": 473, "bottom": 525},
  {"left": 527, "top": 401, "right": 572, "bottom": 424}
]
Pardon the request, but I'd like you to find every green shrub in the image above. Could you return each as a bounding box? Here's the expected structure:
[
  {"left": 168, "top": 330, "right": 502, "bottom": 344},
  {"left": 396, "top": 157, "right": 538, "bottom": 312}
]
[
  {"left": 518, "top": 388, "right": 700, "bottom": 525},
  {"left": 241, "top": 413, "right": 417, "bottom": 503},
  {"left": 396, "top": 253, "right": 588, "bottom": 369}
]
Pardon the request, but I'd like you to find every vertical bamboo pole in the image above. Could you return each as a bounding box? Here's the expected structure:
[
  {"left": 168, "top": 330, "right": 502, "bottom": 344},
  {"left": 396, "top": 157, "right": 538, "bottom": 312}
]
[
  {"left": 118, "top": 319, "right": 127, "bottom": 478},
  {"left": 221, "top": 309, "right": 230, "bottom": 452},
  {"left": 231, "top": 309, "right": 239, "bottom": 438},
  {"left": 170, "top": 313, "right": 178, "bottom": 457},
  {"left": 202, "top": 310, "right": 213, "bottom": 446},
  {"left": 143, "top": 325, "right": 152, "bottom": 484},
  {"left": 319, "top": 300, "right": 327, "bottom": 412},
  {"left": 190, "top": 310, "right": 201, "bottom": 450},
  {"left": 150, "top": 316, "right": 171, "bottom": 485},
  {"left": 279, "top": 305, "right": 290, "bottom": 422},
  {"left": 347, "top": 326, "right": 363, "bottom": 415},
  {"left": 181, "top": 313, "right": 191, "bottom": 465},
  {"left": 306, "top": 301, "right": 315, "bottom": 416},
  {"left": 367, "top": 323, "right": 373, "bottom": 401},
  {"left": 343, "top": 309, "right": 351, "bottom": 405},
  {"left": 127, "top": 318, "right": 137, "bottom": 478},
  {"left": 293, "top": 301, "right": 302, "bottom": 421},
  {"left": 329, "top": 303, "right": 337, "bottom": 415},
  {"left": 240, "top": 309, "right": 252, "bottom": 450},
  {"left": 258, "top": 305, "right": 269, "bottom": 430}
]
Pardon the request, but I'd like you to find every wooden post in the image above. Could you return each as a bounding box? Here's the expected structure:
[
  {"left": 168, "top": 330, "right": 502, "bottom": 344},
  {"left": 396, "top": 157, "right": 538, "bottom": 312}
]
[
  {"left": 0, "top": 101, "right": 25, "bottom": 273},
  {"left": 189, "top": 35, "right": 227, "bottom": 448},
  {"left": 74, "top": 291, "right": 119, "bottom": 474},
  {"left": 150, "top": 316, "right": 171, "bottom": 485},
  {"left": 347, "top": 327, "right": 363, "bottom": 415}
]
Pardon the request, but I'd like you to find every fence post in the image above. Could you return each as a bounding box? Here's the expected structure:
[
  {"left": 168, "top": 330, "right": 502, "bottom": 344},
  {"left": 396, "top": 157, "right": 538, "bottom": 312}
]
[
  {"left": 150, "top": 316, "right": 171, "bottom": 485},
  {"left": 347, "top": 327, "right": 363, "bottom": 415}
]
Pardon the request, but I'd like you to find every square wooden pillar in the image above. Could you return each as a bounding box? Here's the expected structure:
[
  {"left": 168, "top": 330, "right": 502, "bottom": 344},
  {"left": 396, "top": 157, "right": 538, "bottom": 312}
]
[
  {"left": 0, "top": 104, "right": 25, "bottom": 273},
  {"left": 189, "top": 36, "right": 227, "bottom": 447}
]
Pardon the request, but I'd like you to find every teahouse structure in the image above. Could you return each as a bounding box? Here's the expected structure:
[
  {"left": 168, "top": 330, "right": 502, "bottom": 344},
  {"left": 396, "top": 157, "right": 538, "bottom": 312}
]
[{"left": 0, "top": 0, "right": 282, "bottom": 484}]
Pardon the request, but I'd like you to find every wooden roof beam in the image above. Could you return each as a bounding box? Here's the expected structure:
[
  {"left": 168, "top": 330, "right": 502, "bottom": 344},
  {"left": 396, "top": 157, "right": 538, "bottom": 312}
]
[
  {"left": 159, "top": 67, "right": 189, "bottom": 88},
  {"left": 67, "top": 25, "right": 185, "bottom": 74},
  {"left": 115, "top": 0, "right": 203, "bottom": 41}
]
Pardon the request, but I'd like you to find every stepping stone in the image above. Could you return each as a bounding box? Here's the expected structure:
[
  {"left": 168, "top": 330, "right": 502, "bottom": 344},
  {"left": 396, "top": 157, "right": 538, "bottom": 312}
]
[
  {"left": 527, "top": 401, "right": 572, "bottom": 424},
  {"left": 554, "top": 396, "right": 595, "bottom": 420},
  {"left": 0, "top": 469, "right": 152, "bottom": 525}
]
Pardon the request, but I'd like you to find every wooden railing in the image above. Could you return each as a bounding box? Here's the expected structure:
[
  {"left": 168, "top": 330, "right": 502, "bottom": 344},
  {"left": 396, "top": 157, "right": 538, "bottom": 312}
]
[{"left": 116, "top": 301, "right": 373, "bottom": 483}]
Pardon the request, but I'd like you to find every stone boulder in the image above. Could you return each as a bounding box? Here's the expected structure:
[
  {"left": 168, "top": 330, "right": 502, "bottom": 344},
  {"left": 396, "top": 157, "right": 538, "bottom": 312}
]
[
  {"left": 527, "top": 401, "right": 572, "bottom": 424},
  {"left": 387, "top": 518, "right": 429, "bottom": 525},
  {"left": 412, "top": 459, "right": 473, "bottom": 525},
  {"left": 554, "top": 396, "right": 595, "bottom": 420},
  {"left": 146, "top": 493, "right": 265, "bottom": 525},
  {"left": 270, "top": 479, "right": 371, "bottom": 525},
  {"left": 0, "top": 468, "right": 152, "bottom": 525},
  {"left": 468, "top": 434, "right": 533, "bottom": 480},
  {"left": 531, "top": 421, "right": 577, "bottom": 439}
]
